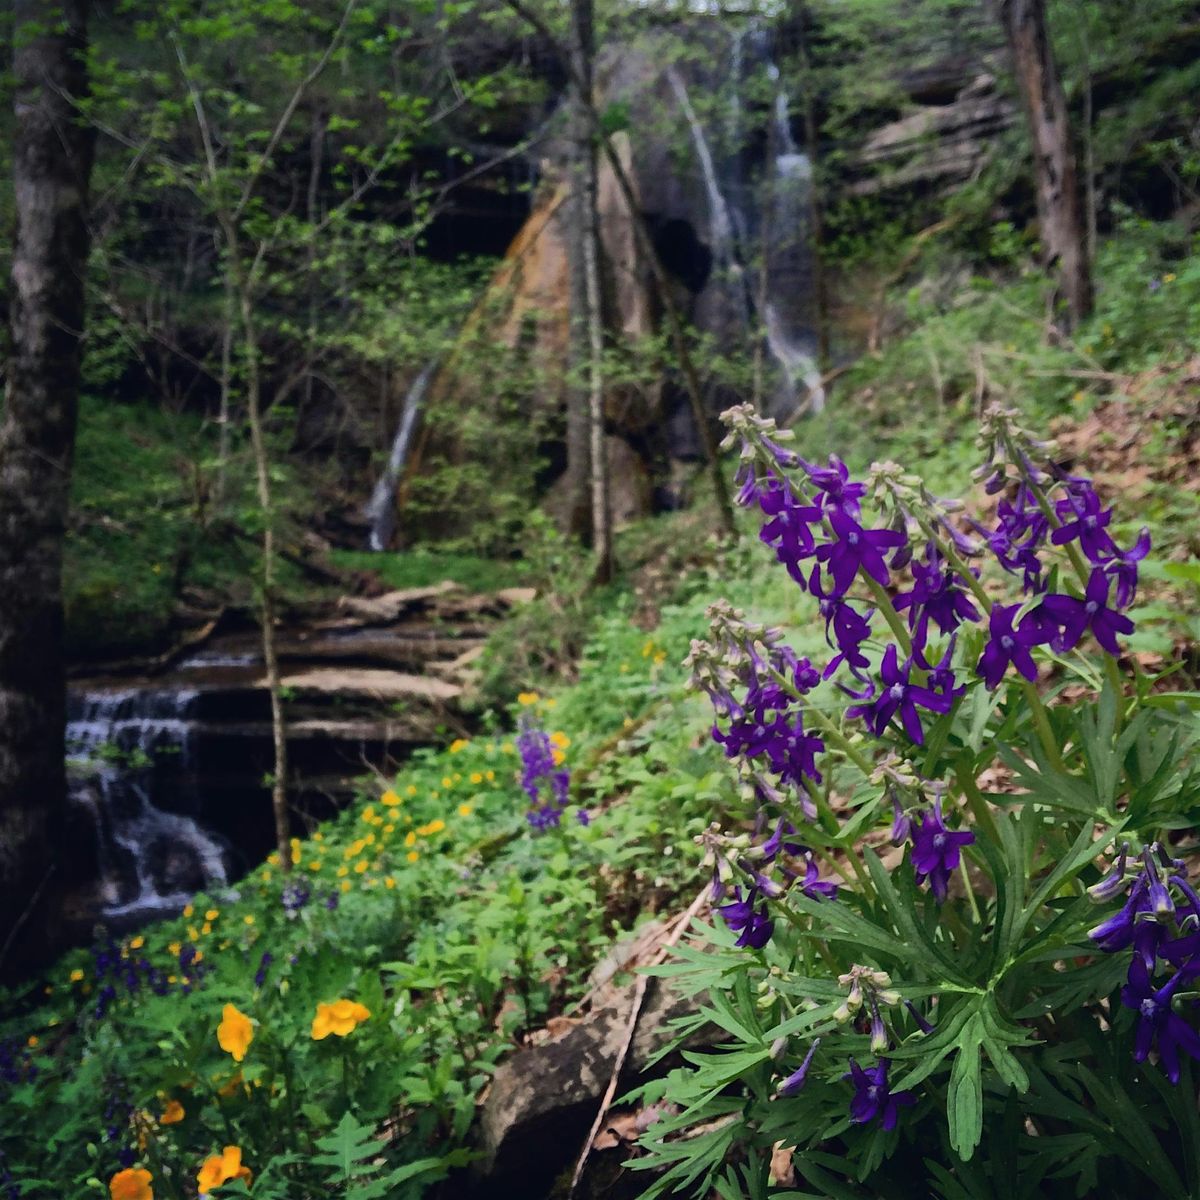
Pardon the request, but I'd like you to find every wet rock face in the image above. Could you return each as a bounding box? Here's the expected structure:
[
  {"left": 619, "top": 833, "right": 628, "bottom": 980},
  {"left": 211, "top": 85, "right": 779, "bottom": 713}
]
[{"left": 464, "top": 977, "right": 710, "bottom": 1200}]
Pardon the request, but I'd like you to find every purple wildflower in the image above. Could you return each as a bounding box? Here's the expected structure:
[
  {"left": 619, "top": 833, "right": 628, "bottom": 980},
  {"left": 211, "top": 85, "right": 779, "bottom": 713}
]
[
  {"left": 778, "top": 1039, "right": 821, "bottom": 1096},
  {"left": 845, "top": 1058, "right": 915, "bottom": 1130},
  {"left": 976, "top": 603, "right": 1051, "bottom": 689},
  {"left": 1038, "top": 568, "right": 1134, "bottom": 655},
  {"left": 1120, "top": 957, "right": 1200, "bottom": 1084},
  {"left": 796, "top": 854, "right": 838, "bottom": 901},
  {"left": 910, "top": 796, "right": 975, "bottom": 902},
  {"left": 1105, "top": 527, "right": 1151, "bottom": 608},
  {"left": 718, "top": 886, "right": 774, "bottom": 949},
  {"left": 517, "top": 715, "right": 572, "bottom": 830},
  {"left": 893, "top": 546, "right": 980, "bottom": 650},
  {"left": 254, "top": 952, "right": 273, "bottom": 989},
  {"left": 984, "top": 486, "right": 1047, "bottom": 591},
  {"left": 813, "top": 510, "right": 906, "bottom": 599},
  {"left": 799, "top": 454, "right": 866, "bottom": 516},
  {"left": 846, "top": 644, "right": 959, "bottom": 746},
  {"left": 821, "top": 600, "right": 873, "bottom": 679},
  {"left": 1052, "top": 481, "right": 1117, "bottom": 563}
]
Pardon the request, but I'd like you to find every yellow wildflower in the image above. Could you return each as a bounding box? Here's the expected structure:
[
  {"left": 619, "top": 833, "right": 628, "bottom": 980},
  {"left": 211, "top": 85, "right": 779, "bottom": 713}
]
[
  {"left": 381, "top": 789, "right": 401, "bottom": 807},
  {"left": 1164, "top": 272, "right": 1177, "bottom": 283},
  {"left": 192, "top": 949, "right": 203, "bottom": 963},
  {"left": 160, "top": 1099, "right": 185, "bottom": 1126},
  {"left": 362, "top": 806, "right": 376, "bottom": 823},
  {"left": 109, "top": 1167, "right": 153, "bottom": 1200},
  {"left": 552, "top": 749, "right": 565, "bottom": 766},
  {"left": 441, "top": 776, "right": 453, "bottom": 789},
  {"left": 458, "top": 804, "right": 473, "bottom": 817},
  {"left": 425, "top": 818, "right": 445, "bottom": 835},
  {"left": 365, "top": 833, "right": 376, "bottom": 846},
  {"left": 517, "top": 691, "right": 539, "bottom": 705},
  {"left": 642, "top": 639, "right": 655, "bottom": 657},
  {"left": 407, "top": 850, "right": 419, "bottom": 863},
  {"left": 69, "top": 968, "right": 84, "bottom": 983},
  {"left": 216, "top": 1004, "right": 253, "bottom": 1063},
  {"left": 449, "top": 738, "right": 469, "bottom": 753},
  {"left": 354, "top": 859, "right": 368, "bottom": 874},
  {"left": 404, "top": 831, "right": 417, "bottom": 847},
  {"left": 311, "top": 998, "right": 370, "bottom": 1040},
  {"left": 129, "top": 935, "right": 145, "bottom": 951},
  {"left": 168, "top": 941, "right": 181, "bottom": 956},
  {"left": 187, "top": 926, "right": 200, "bottom": 941},
  {"left": 197, "top": 1147, "right": 252, "bottom": 1194},
  {"left": 314, "top": 832, "right": 324, "bottom": 842},
  {"left": 405, "top": 784, "right": 418, "bottom": 797},
  {"left": 486, "top": 770, "right": 495, "bottom": 782},
  {"left": 470, "top": 771, "right": 483, "bottom": 784},
  {"left": 383, "top": 824, "right": 394, "bottom": 835},
  {"left": 308, "top": 860, "right": 322, "bottom": 872},
  {"left": 653, "top": 651, "right": 667, "bottom": 666},
  {"left": 501, "top": 742, "right": 514, "bottom": 754},
  {"left": 266, "top": 852, "right": 279, "bottom": 866},
  {"left": 337, "top": 865, "right": 349, "bottom": 878},
  {"left": 201, "top": 922, "right": 212, "bottom": 936},
  {"left": 205, "top": 909, "right": 219, "bottom": 922},
  {"left": 340, "top": 880, "right": 351, "bottom": 893},
  {"left": 544, "top": 698, "right": 557, "bottom": 708},
  {"left": 182, "top": 904, "right": 194, "bottom": 919},
  {"left": 385, "top": 877, "right": 396, "bottom": 889},
  {"left": 27, "top": 1035, "right": 38, "bottom": 1049},
  {"left": 243, "top": 915, "right": 255, "bottom": 926}
]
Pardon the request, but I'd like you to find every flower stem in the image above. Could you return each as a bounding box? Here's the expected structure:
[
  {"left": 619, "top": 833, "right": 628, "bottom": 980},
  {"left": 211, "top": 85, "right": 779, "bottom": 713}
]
[
  {"left": 955, "top": 767, "right": 1001, "bottom": 847},
  {"left": 861, "top": 573, "right": 913, "bottom": 658}
]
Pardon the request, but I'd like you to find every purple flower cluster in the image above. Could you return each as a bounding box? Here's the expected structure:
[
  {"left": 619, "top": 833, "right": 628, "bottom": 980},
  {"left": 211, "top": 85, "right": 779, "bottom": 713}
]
[
  {"left": 846, "top": 1058, "right": 916, "bottom": 1130},
  {"left": 87, "top": 937, "right": 175, "bottom": 1017},
  {"left": 0, "top": 1038, "right": 37, "bottom": 1089},
  {"left": 282, "top": 880, "right": 311, "bottom": 917},
  {"left": 1089, "top": 846, "right": 1200, "bottom": 1083},
  {"left": 516, "top": 716, "right": 572, "bottom": 830},
  {"left": 891, "top": 794, "right": 976, "bottom": 903}
]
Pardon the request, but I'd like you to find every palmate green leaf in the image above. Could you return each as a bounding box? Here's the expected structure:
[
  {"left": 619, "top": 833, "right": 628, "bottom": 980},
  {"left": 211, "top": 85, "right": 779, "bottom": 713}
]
[
  {"left": 947, "top": 1012, "right": 985, "bottom": 1160},
  {"left": 996, "top": 745, "right": 1107, "bottom": 818},
  {"left": 784, "top": 886, "right": 919, "bottom": 965},
  {"left": 863, "top": 848, "right": 966, "bottom": 982}
]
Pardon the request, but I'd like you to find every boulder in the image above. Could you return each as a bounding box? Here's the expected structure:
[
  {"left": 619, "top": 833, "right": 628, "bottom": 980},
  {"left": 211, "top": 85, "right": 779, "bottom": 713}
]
[{"left": 467, "top": 972, "right": 711, "bottom": 1200}]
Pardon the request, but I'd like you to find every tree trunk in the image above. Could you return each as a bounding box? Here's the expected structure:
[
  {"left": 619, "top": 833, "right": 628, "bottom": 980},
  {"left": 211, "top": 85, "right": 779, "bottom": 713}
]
[
  {"left": 794, "top": 17, "right": 830, "bottom": 374},
  {"left": 571, "top": 0, "right": 612, "bottom": 581},
  {"left": 0, "top": 0, "right": 95, "bottom": 978},
  {"left": 563, "top": 75, "right": 592, "bottom": 543},
  {"left": 999, "top": 0, "right": 1093, "bottom": 330},
  {"left": 236, "top": 276, "right": 293, "bottom": 872}
]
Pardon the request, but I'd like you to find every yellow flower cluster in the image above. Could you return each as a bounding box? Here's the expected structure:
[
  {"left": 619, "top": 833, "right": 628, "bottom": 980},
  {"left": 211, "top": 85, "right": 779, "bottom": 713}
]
[
  {"left": 311, "top": 998, "right": 370, "bottom": 1039},
  {"left": 197, "top": 1146, "right": 252, "bottom": 1193},
  {"left": 217, "top": 1003, "right": 254, "bottom": 1063},
  {"left": 109, "top": 1168, "right": 153, "bottom": 1200}
]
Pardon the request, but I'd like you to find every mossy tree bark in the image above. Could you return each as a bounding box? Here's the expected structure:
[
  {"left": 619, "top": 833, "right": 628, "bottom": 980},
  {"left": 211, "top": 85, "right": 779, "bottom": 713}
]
[
  {"left": 999, "top": 0, "right": 1093, "bottom": 331},
  {"left": 0, "top": 0, "right": 95, "bottom": 978}
]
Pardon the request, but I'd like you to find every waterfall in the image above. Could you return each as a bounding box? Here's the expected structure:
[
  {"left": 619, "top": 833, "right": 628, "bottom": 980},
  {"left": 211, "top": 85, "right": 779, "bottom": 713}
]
[
  {"left": 68, "top": 687, "right": 231, "bottom": 921},
  {"left": 365, "top": 358, "right": 439, "bottom": 552},
  {"left": 667, "top": 67, "right": 753, "bottom": 337},
  {"left": 761, "top": 63, "right": 825, "bottom": 415}
]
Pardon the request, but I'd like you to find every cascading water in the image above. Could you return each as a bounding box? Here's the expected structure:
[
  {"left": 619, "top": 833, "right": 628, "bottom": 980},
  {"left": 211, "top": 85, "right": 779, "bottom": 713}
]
[
  {"left": 668, "top": 66, "right": 754, "bottom": 339},
  {"left": 366, "top": 358, "right": 439, "bottom": 552},
  {"left": 762, "top": 62, "right": 825, "bottom": 415},
  {"left": 67, "top": 687, "right": 232, "bottom": 922}
]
